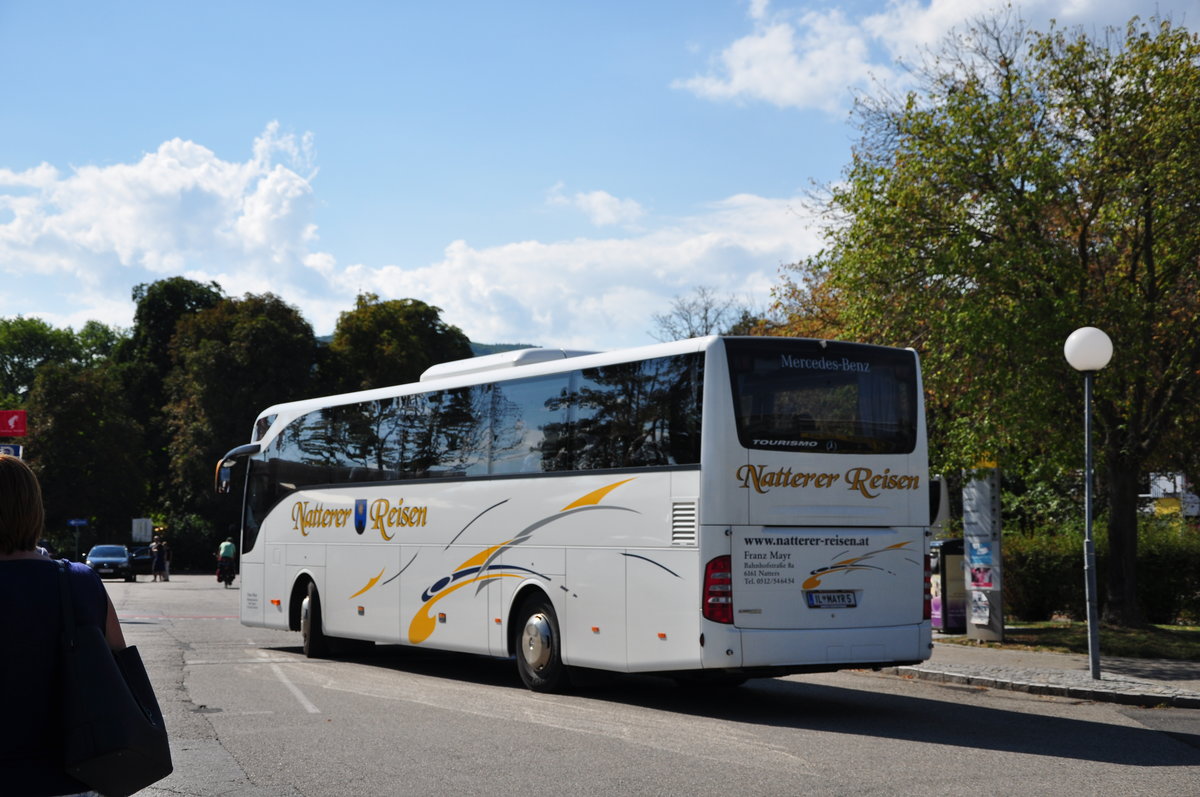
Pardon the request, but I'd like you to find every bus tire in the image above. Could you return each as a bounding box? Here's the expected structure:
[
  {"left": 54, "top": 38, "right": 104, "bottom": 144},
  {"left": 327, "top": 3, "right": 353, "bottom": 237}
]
[
  {"left": 301, "top": 581, "right": 330, "bottom": 658},
  {"left": 515, "top": 595, "right": 569, "bottom": 693}
]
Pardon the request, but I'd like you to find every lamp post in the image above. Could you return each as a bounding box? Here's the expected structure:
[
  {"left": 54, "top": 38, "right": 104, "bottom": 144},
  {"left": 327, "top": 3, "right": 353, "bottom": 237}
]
[{"left": 1064, "top": 326, "right": 1113, "bottom": 680}]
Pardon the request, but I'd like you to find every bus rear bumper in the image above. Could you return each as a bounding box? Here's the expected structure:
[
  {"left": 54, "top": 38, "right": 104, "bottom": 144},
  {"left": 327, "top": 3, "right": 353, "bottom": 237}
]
[{"left": 732, "top": 622, "right": 932, "bottom": 670}]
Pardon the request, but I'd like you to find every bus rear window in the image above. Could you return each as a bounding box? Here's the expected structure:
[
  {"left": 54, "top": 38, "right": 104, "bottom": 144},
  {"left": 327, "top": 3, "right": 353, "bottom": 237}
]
[{"left": 725, "top": 339, "right": 918, "bottom": 455}]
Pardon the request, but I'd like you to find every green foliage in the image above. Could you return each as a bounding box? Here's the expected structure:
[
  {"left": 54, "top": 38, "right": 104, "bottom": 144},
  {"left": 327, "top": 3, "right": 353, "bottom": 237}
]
[
  {"left": 1138, "top": 517, "right": 1200, "bottom": 625},
  {"left": 165, "top": 293, "right": 318, "bottom": 522},
  {"left": 1000, "top": 469, "right": 1084, "bottom": 534},
  {"left": 75, "top": 320, "right": 127, "bottom": 365},
  {"left": 0, "top": 316, "right": 83, "bottom": 402},
  {"left": 1002, "top": 523, "right": 1088, "bottom": 622},
  {"left": 25, "top": 362, "right": 147, "bottom": 541},
  {"left": 117, "top": 277, "right": 226, "bottom": 508},
  {"left": 773, "top": 12, "right": 1200, "bottom": 625},
  {"left": 1003, "top": 517, "right": 1200, "bottom": 624},
  {"left": 155, "top": 513, "right": 222, "bottom": 573},
  {"left": 949, "top": 623, "right": 1200, "bottom": 661},
  {"left": 325, "top": 293, "right": 472, "bottom": 393},
  {"left": 124, "top": 277, "right": 224, "bottom": 378}
]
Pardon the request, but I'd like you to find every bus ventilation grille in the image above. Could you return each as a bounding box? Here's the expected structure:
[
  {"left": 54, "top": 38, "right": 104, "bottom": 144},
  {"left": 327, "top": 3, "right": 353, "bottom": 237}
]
[{"left": 671, "top": 501, "right": 698, "bottom": 545}]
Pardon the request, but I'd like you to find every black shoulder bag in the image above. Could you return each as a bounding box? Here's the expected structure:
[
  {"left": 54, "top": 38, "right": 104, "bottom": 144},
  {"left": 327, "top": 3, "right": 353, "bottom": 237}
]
[{"left": 57, "top": 562, "right": 173, "bottom": 796}]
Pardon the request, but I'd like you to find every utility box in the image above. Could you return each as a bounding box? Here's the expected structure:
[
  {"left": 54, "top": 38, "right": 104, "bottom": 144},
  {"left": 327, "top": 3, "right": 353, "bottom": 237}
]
[{"left": 930, "top": 538, "right": 966, "bottom": 633}]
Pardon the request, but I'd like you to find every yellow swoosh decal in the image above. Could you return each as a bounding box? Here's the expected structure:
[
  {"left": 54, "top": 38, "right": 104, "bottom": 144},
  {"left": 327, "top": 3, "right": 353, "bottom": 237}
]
[
  {"left": 408, "top": 572, "right": 525, "bottom": 643},
  {"left": 561, "top": 478, "right": 635, "bottom": 511},
  {"left": 803, "top": 541, "right": 913, "bottom": 589},
  {"left": 457, "top": 541, "right": 512, "bottom": 571},
  {"left": 349, "top": 568, "right": 386, "bottom": 599}
]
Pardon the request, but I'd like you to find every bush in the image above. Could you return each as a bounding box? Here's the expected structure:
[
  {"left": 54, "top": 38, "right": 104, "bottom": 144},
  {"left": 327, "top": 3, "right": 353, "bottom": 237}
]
[
  {"left": 1002, "top": 516, "right": 1200, "bottom": 624},
  {"left": 1138, "top": 517, "right": 1200, "bottom": 625},
  {"left": 1003, "top": 525, "right": 1085, "bottom": 621}
]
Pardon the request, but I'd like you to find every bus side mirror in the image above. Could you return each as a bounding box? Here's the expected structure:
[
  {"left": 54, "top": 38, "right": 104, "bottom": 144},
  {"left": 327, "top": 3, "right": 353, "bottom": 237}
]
[
  {"left": 929, "top": 478, "right": 942, "bottom": 528},
  {"left": 216, "top": 462, "right": 234, "bottom": 495},
  {"left": 214, "top": 443, "right": 262, "bottom": 495}
]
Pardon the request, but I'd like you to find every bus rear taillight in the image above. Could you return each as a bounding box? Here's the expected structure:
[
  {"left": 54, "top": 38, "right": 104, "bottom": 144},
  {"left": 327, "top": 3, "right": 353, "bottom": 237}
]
[{"left": 703, "top": 555, "right": 734, "bottom": 624}]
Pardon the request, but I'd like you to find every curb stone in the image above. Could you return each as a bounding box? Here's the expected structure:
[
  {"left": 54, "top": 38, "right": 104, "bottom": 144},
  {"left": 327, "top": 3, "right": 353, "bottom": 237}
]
[{"left": 883, "top": 663, "right": 1200, "bottom": 709}]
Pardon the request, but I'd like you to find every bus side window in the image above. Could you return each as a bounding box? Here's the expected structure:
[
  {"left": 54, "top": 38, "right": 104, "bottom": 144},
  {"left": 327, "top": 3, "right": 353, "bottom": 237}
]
[{"left": 491, "top": 374, "right": 571, "bottom": 475}]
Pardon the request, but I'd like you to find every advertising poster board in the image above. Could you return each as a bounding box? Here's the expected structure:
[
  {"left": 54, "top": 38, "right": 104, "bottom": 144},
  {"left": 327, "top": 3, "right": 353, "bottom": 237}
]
[{"left": 963, "top": 468, "right": 1003, "bottom": 642}]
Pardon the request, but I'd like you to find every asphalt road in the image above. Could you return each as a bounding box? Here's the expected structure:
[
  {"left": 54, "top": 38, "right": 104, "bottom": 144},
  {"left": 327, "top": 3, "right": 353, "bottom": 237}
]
[{"left": 102, "top": 574, "right": 1200, "bottom": 797}]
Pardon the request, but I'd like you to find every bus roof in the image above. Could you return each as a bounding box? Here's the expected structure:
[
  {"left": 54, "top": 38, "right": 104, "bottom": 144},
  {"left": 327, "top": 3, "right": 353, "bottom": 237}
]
[{"left": 246, "top": 335, "right": 916, "bottom": 446}]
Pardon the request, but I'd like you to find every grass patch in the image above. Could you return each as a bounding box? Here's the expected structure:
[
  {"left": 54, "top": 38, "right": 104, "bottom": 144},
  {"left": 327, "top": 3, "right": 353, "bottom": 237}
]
[{"left": 940, "top": 622, "right": 1200, "bottom": 660}]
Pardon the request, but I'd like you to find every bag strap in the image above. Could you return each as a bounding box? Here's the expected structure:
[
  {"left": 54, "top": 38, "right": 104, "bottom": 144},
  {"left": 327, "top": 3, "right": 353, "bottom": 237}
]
[{"left": 57, "top": 561, "right": 78, "bottom": 648}]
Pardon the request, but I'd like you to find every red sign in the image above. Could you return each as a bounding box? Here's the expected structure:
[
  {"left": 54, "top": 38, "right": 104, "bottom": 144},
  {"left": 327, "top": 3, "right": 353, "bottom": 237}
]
[{"left": 0, "top": 410, "right": 27, "bottom": 437}]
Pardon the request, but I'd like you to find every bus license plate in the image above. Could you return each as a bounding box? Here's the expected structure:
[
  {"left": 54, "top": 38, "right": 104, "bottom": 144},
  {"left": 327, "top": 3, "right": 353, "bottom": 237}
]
[{"left": 806, "top": 591, "right": 856, "bottom": 609}]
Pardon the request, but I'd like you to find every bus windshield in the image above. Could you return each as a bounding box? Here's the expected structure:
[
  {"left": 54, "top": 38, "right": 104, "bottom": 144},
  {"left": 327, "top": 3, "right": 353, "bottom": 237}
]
[{"left": 725, "top": 338, "right": 917, "bottom": 455}]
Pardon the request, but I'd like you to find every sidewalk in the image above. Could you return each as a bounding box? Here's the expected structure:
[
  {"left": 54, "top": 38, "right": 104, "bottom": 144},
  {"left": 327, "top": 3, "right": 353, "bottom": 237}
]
[{"left": 883, "top": 635, "right": 1200, "bottom": 709}]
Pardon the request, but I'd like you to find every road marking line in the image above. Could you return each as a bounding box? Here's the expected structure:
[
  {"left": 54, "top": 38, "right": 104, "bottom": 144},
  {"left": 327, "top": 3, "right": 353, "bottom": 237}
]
[{"left": 270, "top": 663, "right": 321, "bottom": 714}]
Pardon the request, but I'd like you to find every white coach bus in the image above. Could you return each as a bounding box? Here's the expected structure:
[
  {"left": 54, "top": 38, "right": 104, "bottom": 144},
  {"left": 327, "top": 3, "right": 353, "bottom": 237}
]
[{"left": 215, "top": 336, "right": 934, "bottom": 691}]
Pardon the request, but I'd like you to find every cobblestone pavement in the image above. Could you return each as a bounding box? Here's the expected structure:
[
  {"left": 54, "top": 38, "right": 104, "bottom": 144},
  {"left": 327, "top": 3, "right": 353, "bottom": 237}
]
[{"left": 883, "top": 639, "right": 1200, "bottom": 708}]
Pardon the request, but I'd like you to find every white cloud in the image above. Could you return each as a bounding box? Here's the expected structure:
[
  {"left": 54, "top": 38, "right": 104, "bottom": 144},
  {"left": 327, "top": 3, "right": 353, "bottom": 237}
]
[
  {"left": 346, "top": 192, "right": 820, "bottom": 350},
  {"left": 674, "top": 1, "right": 1171, "bottom": 113},
  {"left": 859, "top": 0, "right": 985, "bottom": 58},
  {"left": 547, "top": 183, "right": 645, "bottom": 227},
  {"left": 0, "top": 122, "right": 336, "bottom": 330},
  {"left": 0, "top": 127, "right": 822, "bottom": 350},
  {"left": 673, "top": 1, "right": 901, "bottom": 114},
  {"left": 673, "top": 11, "right": 882, "bottom": 114}
]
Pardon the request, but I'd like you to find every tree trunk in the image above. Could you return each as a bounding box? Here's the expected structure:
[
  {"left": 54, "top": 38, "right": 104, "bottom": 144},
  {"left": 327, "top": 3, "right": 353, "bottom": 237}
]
[{"left": 1103, "top": 453, "right": 1143, "bottom": 626}]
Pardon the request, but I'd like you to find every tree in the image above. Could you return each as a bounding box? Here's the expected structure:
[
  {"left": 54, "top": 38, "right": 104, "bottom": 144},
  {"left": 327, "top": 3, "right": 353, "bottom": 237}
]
[
  {"left": 75, "top": 320, "right": 126, "bottom": 365},
  {"left": 117, "top": 277, "right": 226, "bottom": 506},
  {"left": 0, "top": 317, "right": 81, "bottom": 404},
  {"left": 324, "top": 293, "right": 472, "bottom": 393},
  {"left": 164, "top": 293, "right": 318, "bottom": 526},
  {"left": 773, "top": 13, "right": 1200, "bottom": 625},
  {"left": 649, "top": 286, "right": 758, "bottom": 341},
  {"left": 124, "top": 278, "right": 226, "bottom": 378},
  {"left": 25, "top": 362, "right": 147, "bottom": 553}
]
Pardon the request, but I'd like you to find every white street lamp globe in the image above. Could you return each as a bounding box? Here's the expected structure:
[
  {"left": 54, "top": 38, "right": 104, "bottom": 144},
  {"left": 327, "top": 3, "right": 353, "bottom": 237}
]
[{"left": 1064, "top": 327, "right": 1114, "bottom": 372}]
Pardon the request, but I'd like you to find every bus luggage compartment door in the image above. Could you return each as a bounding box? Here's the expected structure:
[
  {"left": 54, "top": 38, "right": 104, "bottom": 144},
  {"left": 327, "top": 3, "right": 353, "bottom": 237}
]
[{"left": 731, "top": 526, "right": 924, "bottom": 630}]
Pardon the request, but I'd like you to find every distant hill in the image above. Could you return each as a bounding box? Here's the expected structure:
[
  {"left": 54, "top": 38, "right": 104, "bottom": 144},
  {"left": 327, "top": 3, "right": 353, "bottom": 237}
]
[
  {"left": 468, "top": 342, "right": 537, "bottom": 356},
  {"left": 316, "top": 336, "right": 535, "bottom": 357}
]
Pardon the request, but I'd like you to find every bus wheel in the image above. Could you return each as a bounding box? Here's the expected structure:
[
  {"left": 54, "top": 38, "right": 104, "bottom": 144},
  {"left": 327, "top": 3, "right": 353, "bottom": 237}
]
[
  {"left": 301, "top": 582, "right": 329, "bottom": 658},
  {"left": 515, "top": 595, "right": 569, "bottom": 693}
]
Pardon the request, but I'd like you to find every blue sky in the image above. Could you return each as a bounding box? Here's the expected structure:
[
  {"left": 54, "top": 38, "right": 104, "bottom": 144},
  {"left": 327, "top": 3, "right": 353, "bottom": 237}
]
[{"left": 0, "top": 0, "right": 1186, "bottom": 350}]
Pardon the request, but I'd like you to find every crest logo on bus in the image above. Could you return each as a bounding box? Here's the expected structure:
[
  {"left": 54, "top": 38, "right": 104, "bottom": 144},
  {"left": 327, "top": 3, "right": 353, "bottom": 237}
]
[{"left": 354, "top": 499, "right": 367, "bottom": 534}]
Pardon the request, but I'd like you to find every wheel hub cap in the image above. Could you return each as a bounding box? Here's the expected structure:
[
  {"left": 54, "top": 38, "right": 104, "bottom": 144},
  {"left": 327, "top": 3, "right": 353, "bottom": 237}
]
[{"left": 521, "top": 613, "right": 552, "bottom": 671}]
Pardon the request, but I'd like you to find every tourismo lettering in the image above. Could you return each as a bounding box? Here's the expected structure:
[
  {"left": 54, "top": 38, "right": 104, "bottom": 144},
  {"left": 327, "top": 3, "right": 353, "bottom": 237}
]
[
  {"left": 368, "top": 498, "right": 429, "bottom": 540},
  {"left": 291, "top": 502, "right": 353, "bottom": 536},
  {"left": 844, "top": 467, "right": 920, "bottom": 499},
  {"left": 736, "top": 464, "right": 841, "bottom": 494},
  {"left": 780, "top": 354, "right": 871, "bottom": 373}
]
